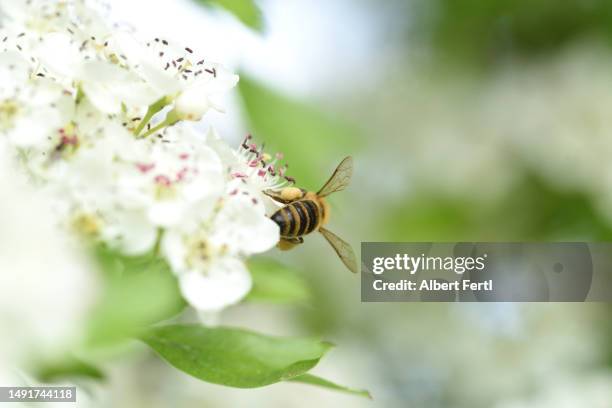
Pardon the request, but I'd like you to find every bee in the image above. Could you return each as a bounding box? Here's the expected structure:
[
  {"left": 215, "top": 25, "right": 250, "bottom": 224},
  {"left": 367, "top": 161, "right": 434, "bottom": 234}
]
[{"left": 264, "top": 156, "right": 357, "bottom": 273}]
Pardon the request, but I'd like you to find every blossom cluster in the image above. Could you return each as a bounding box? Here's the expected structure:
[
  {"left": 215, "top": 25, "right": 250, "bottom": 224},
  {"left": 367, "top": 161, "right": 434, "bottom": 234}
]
[{"left": 0, "top": 0, "right": 289, "bottom": 314}]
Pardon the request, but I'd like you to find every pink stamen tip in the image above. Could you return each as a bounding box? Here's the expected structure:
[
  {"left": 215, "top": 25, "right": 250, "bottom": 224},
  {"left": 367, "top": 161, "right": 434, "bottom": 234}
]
[
  {"left": 176, "top": 167, "right": 188, "bottom": 181},
  {"left": 257, "top": 169, "right": 266, "bottom": 177},
  {"left": 179, "top": 153, "right": 189, "bottom": 160},
  {"left": 154, "top": 175, "right": 172, "bottom": 187},
  {"left": 231, "top": 172, "right": 247, "bottom": 179},
  {"left": 229, "top": 189, "right": 238, "bottom": 195},
  {"left": 61, "top": 135, "right": 78, "bottom": 146},
  {"left": 136, "top": 163, "right": 155, "bottom": 173},
  {"left": 249, "top": 160, "right": 259, "bottom": 167}
]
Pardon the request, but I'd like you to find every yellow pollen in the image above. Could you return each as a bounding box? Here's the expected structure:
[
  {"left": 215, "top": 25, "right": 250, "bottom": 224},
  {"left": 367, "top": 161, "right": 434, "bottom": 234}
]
[
  {"left": 154, "top": 184, "right": 177, "bottom": 200},
  {"left": 72, "top": 213, "right": 101, "bottom": 236},
  {"left": 0, "top": 100, "right": 19, "bottom": 130},
  {"left": 186, "top": 237, "right": 210, "bottom": 269}
]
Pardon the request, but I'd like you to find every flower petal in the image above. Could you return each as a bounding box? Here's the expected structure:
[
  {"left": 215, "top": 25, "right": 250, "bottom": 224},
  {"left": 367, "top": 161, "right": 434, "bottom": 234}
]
[
  {"left": 79, "top": 61, "right": 158, "bottom": 113},
  {"left": 174, "top": 67, "right": 239, "bottom": 121},
  {"left": 161, "top": 230, "right": 189, "bottom": 274},
  {"left": 112, "top": 210, "right": 158, "bottom": 256},
  {"left": 178, "top": 257, "right": 252, "bottom": 312},
  {"left": 210, "top": 195, "right": 280, "bottom": 254},
  {"left": 34, "top": 32, "right": 81, "bottom": 78},
  {"left": 148, "top": 201, "right": 186, "bottom": 227}
]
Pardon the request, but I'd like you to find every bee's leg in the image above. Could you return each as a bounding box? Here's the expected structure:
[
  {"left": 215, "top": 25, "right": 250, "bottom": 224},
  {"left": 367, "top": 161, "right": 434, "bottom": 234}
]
[
  {"left": 264, "top": 187, "right": 306, "bottom": 204},
  {"left": 264, "top": 189, "right": 292, "bottom": 204},
  {"left": 277, "top": 237, "right": 304, "bottom": 251}
]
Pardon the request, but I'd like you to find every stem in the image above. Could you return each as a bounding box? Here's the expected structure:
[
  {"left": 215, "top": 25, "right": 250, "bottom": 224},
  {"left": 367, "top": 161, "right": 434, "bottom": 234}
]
[
  {"left": 75, "top": 86, "right": 85, "bottom": 105},
  {"left": 134, "top": 97, "right": 169, "bottom": 137},
  {"left": 139, "top": 109, "right": 180, "bottom": 138},
  {"left": 153, "top": 228, "right": 164, "bottom": 256}
]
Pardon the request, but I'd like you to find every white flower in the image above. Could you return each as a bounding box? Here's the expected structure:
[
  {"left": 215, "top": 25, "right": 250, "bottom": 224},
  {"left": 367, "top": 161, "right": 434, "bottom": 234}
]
[
  {"left": 0, "top": 0, "right": 286, "bottom": 319},
  {"left": 0, "top": 52, "right": 72, "bottom": 148},
  {"left": 102, "top": 31, "right": 239, "bottom": 121},
  {"left": 1, "top": 0, "right": 237, "bottom": 123},
  {"left": 122, "top": 125, "right": 225, "bottom": 227},
  {"left": 34, "top": 32, "right": 83, "bottom": 78},
  {"left": 174, "top": 64, "right": 239, "bottom": 120},
  {"left": 178, "top": 258, "right": 252, "bottom": 313},
  {"left": 161, "top": 186, "right": 280, "bottom": 313},
  {"left": 0, "top": 0, "right": 72, "bottom": 38},
  {"left": 157, "top": 133, "right": 292, "bottom": 313},
  {"left": 210, "top": 131, "right": 294, "bottom": 212},
  {"left": 0, "top": 144, "right": 98, "bottom": 380},
  {"left": 209, "top": 193, "right": 280, "bottom": 253},
  {"left": 78, "top": 60, "right": 160, "bottom": 115}
]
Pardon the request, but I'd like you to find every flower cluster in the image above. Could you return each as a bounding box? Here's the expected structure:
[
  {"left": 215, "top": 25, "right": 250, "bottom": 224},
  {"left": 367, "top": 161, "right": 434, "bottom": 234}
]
[{"left": 0, "top": 0, "right": 290, "bottom": 314}]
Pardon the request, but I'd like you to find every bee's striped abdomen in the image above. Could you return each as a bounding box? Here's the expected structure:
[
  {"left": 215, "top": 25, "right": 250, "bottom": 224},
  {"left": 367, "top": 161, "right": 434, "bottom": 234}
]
[
  {"left": 271, "top": 199, "right": 320, "bottom": 238},
  {"left": 301, "top": 200, "right": 320, "bottom": 234}
]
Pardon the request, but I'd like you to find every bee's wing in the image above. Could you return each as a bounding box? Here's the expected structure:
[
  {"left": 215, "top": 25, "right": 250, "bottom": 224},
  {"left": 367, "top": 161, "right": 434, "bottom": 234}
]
[
  {"left": 319, "top": 227, "right": 358, "bottom": 273},
  {"left": 316, "top": 156, "right": 353, "bottom": 197}
]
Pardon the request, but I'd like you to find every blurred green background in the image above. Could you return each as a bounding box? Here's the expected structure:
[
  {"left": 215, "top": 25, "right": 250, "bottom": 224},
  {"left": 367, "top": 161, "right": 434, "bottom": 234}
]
[{"left": 101, "top": 0, "right": 612, "bottom": 406}]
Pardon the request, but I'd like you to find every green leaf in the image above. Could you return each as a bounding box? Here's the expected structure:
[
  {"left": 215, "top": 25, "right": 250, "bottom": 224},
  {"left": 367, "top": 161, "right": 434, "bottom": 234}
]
[
  {"left": 289, "top": 373, "right": 371, "bottom": 398},
  {"left": 87, "top": 247, "right": 186, "bottom": 347},
  {"left": 247, "top": 258, "right": 310, "bottom": 304},
  {"left": 194, "top": 0, "right": 263, "bottom": 32},
  {"left": 36, "top": 357, "right": 105, "bottom": 383},
  {"left": 238, "top": 75, "right": 360, "bottom": 188},
  {"left": 141, "top": 324, "right": 332, "bottom": 388},
  {"left": 422, "top": 0, "right": 612, "bottom": 67},
  {"left": 94, "top": 245, "right": 164, "bottom": 278}
]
